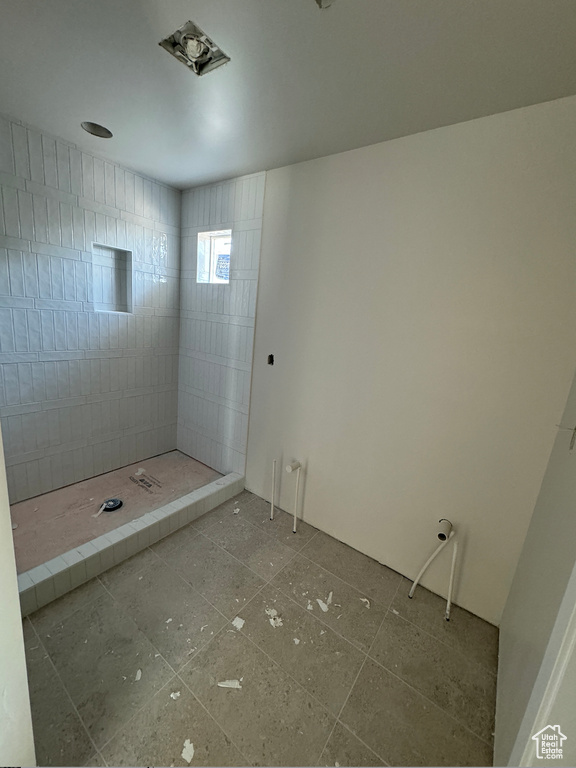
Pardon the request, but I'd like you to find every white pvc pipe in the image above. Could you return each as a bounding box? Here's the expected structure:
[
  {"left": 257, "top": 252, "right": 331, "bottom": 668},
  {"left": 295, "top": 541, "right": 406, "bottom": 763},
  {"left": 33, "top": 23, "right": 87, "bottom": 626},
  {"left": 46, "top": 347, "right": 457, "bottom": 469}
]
[
  {"left": 408, "top": 531, "right": 454, "bottom": 598},
  {"left": 445, "top": 537, "right": 458, "bottom": 621},
  {"left": 285, "top": 461, "right": 302, "bottom": 533},
  {"left": 270, "top": 460, "right": 276, "bottom": 521},
  {"left": 293, "top": 466, "right": 301, "bottom": 533}
]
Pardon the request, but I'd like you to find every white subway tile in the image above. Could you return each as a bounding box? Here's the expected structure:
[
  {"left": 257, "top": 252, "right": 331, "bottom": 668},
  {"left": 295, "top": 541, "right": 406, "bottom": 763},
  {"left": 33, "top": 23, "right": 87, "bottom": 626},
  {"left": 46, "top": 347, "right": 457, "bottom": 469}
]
[
  {"left": 0, "top": 117, "right": 14, "bottom": 175},
  {"left": 11, "top": 124, "right": 29, "bottom": 179}
]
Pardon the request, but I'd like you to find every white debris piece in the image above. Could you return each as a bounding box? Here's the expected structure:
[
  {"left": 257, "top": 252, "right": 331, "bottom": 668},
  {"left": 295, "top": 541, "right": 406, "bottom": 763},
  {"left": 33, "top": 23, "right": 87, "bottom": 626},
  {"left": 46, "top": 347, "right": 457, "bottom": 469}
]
[
  {"left": 135, "top": 669, "right": 142, "bottom": 681},
  {"left": 307, "top": 600, "right": 314, "bottom": 611},
  {"left": 11, "top": 522, "right": 18, "bottom": 530},
  {"left": 232, "top": 616, "right": 245, "bottom": 631},
  {"left": 181, "top": 739, "right": 195, "bottom": 763},
  {"left": 170, "top": 691, "right": 181, "bottom": 700},
  {"left": 360, "top": 598, "right": 371, "bottom": 609},
  {"left": 320, "top": 630, "right": 326, "bottom": 635},
  {"left": 293, "top": 638, "right": 300, "bottom": 645},
  {"left": 200, "top": 625, "right": 208, "bottom": 632},
  {"left": 166, "top": 618, "right": 173, "bottom": 623},
  {"left": 316, "top": 591, "right": 333, "bottom": 613},
  {"left": 391, "top": 608, "right": 400, "bottom": 615},
  {"left": 265, "top": 607, "right": 283, "bottom": 628},
  {"left": 233, "top": 507, "right": 240, "bottom": 514},
  {"left": 92, "top": 503, "right": 106, "bottom": 519},
  {"left": 135, "top": 468, "right": 146, "bottom": 476},
  {"left": 217, "top": 679, "right": 242, "bottom": 689}
]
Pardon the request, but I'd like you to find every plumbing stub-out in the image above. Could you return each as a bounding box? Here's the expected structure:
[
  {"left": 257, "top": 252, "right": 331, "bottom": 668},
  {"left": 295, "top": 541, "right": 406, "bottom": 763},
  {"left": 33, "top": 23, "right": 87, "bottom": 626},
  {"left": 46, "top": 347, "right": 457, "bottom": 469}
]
[{"left": 102, "top": 498, "right": 123, "bottom": 511}]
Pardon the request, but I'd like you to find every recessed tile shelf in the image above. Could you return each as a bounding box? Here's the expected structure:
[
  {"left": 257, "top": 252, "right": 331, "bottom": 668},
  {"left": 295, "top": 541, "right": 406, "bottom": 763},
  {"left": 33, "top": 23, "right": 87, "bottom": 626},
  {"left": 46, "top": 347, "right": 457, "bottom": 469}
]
[
  {"left": 17, "top": 472, "right": 245, "bottom": 616},
  {"left": 92, "top": 242, "right": 133, "bottom": 313}
]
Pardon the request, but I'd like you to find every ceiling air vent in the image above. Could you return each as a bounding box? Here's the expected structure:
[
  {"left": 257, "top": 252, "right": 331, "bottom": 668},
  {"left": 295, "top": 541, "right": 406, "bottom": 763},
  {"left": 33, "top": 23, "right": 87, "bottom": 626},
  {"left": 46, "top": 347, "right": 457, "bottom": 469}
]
[{"left": 159, "top": 20, "right": 230, "bottom": 76}]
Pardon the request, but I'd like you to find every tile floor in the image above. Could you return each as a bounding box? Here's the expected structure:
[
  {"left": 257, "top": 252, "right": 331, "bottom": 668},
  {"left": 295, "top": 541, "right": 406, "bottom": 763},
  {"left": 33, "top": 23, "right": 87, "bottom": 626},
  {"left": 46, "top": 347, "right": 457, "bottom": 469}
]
[{"left": 23, "top": 491, "right": 498, "bottom": 767}]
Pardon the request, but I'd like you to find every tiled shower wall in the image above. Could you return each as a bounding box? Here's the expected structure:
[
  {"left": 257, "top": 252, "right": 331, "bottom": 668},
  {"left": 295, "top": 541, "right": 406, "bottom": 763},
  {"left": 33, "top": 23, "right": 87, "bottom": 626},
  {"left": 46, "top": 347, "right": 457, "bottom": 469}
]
[
  {"left": 0, "top": 113, "right": 181, "bottom": 503},
  {"left": 178, "top": 173, "right": 265, "bottom": 475}
]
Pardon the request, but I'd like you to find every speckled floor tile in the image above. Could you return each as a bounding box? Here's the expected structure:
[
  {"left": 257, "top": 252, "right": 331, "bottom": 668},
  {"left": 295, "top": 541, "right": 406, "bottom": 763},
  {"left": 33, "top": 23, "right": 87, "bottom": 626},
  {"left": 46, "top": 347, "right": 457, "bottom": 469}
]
[
  {"left": 165, "top": 532, "right": 265, "bottom": 617},
  {"left": 301, "top": 531, "right": 402, "bottom": 607},
  {"left": 23, "top": 619, "right": 97, "bottom": 767},
  {"left": 238, "top": 584, "right": 364, "bottom": 715},
  {"left": 318, "top": 722, "right": 386, "bottom": 767},
  {"left": 24, "top": 490, "right": 498, "bottom": 768},
  {"left": 370, "top": 611, "right": 496, "bottom": 741},
  {"left": 100, "top": 558, "right": 228, "bottom": 670},
  {"left": 98, "top": 548, "right": 160, "bottom": 591},
  {"left": 101, "top": 677, "right": 249, "bottom": 766},
  {"left": 29, "top": 578, "right": 107, "bottom": 636},
  {"left": 391, "top": 577, "right": 499, "bottom": 671},
  {"left": 40, "top": 592, "right": 173, "bottom": 748},
  {"left": 271, "top": 553, "right": 387, "bottom": 651},
  {"left": 179, "top": 629, "right": 335, "bottom": 766},
  {"left": 203, "top": 515, "right": 296, "bottom": 579},
  {"left": 340, "top": 659, "right": 493, "bottom": 766}
]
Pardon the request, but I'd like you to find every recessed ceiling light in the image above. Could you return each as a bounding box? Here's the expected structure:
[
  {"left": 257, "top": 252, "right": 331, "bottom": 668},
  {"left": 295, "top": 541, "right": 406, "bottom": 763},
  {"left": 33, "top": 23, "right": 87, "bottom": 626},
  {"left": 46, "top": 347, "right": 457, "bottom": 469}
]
[
  {"left": 159, "top": 20, "right": 230, "bottom": 77},
  {"left": 81, "top": 121, "right": 113, "bottom": 139}
]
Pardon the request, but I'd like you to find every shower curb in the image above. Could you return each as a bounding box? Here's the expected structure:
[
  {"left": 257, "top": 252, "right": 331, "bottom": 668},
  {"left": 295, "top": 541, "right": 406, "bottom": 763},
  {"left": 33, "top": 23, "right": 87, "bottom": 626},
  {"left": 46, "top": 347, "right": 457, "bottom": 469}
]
[{"left": 17, "top": 472, "right": 244, "bottom": 616}]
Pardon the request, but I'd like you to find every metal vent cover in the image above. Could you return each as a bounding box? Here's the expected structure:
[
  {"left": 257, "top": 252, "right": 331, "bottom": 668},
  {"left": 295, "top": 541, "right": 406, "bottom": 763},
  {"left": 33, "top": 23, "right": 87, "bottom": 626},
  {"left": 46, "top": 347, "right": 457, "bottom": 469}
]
[{"left": 159, "top": 20, "right": 230, "bottom": 77}]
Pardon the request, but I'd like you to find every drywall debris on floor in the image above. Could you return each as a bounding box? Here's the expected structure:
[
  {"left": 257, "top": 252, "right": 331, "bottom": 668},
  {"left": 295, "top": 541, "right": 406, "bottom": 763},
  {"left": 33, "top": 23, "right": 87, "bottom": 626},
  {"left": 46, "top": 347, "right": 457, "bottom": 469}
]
[
  {"left": 391, "top": 608, "right": 400, "bottom": 615},
  {"left": 166, "top": 618, "right": 173, "bottom": 624},
  {"left": 170, "top": 691, "right": 181, "bottom": 700},
  {"left": 293, "top": 638, "right": 300, "bottom": 645},
  {"left": 181, "top": 739, "right": 195, "bottom": 763},
  {"left": 316, "top": 591, "right": 333, "bottom": 613},
  {"left": 135, "top": 669, "right": 142, "bottom": 681},
  {"left": 232, "top": 616, "right": 245, "bottom": 630},
  {"left": 233, "top": 507, "right": 240, "bottom": 514},
  {"left": 265, "top": 607, "right": 283, "bottom": 628},
  {"left": 135, "top": 468, "right": 146, "bottom": 476},
  {"left": 217, "top": 679, "right": 242, "bottom": 689},
  {"left": 360, "top": 598, "right": 371, "bottom": 608},
  {"left": 200, "top": 624, "right": 208, "bottom": 631},
  {"left": 307, "top": 600, "right": 313, "bottom": 611}
]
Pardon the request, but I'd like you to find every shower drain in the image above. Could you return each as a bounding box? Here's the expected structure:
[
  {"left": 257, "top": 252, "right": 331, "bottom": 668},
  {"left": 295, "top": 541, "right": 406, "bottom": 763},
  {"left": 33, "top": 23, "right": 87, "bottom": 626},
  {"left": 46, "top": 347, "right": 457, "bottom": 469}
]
[{"left": 102, "top": 498, "right": 123, "bottom": 511}]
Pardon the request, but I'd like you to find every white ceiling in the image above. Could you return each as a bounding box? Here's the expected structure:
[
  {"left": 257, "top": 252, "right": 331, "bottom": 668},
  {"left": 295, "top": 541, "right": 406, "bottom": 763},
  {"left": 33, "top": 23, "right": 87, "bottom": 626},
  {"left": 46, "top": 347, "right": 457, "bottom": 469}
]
[{"left": 1, "top": 0, "right": 576, "bottom": 189}]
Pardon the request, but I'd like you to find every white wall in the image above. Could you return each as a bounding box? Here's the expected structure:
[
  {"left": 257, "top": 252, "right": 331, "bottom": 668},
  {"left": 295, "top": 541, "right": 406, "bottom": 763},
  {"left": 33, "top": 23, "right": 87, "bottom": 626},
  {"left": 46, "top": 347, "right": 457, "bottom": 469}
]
[
  {"left": 178, "top": 174, "right": 264, "bottom": 475},
  {"left": 0, "top": 112, "right": 181, "bottom": 503},
  {"left": 495, "top": 365, "right": 576, "bottom": 764},
  {"left": 0, "top": 422, "right": 35, "bottom": 766},
  {"left": 246, "top": 95, "right": 576, "bottom": 625}
]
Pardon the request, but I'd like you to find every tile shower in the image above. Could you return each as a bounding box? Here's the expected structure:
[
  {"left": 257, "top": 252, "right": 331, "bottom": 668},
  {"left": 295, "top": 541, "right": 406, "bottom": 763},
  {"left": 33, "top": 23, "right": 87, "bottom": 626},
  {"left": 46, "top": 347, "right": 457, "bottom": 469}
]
[{"left": 0, "top": 111, "right": 265, "bottom": 613}]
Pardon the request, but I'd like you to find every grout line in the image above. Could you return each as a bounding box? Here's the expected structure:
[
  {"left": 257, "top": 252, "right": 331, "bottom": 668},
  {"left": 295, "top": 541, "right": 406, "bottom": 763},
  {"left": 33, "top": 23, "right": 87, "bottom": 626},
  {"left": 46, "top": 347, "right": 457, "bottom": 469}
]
[
  {"left": 296, "top": 542, "right": 403, "bottom": 609},
  {"left": 382, "top": 598, "right": 498, "bottom": 677},
  {"left": 25, "top": 618, "right": 102, "bottom": 762},
  {"left": 172, "top": 632, "right": 255, "bottom": 767},
  {"left": 320, "top": 598, "right": 393, "bottom": 765}
]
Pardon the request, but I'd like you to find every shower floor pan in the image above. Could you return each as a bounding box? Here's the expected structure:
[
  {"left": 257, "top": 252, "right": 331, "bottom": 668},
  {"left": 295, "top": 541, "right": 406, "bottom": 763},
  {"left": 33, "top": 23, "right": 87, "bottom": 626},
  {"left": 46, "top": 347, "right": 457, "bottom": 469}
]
[{"left": 12, "top": 450, "right": 244, "bottom": 616}]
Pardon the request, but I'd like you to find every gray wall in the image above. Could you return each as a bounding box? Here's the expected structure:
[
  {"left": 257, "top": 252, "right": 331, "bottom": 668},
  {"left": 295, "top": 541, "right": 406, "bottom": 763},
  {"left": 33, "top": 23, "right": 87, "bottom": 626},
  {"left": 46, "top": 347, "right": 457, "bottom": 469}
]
[
  {"left": 178, "top": 173, "right": 265, "bottom": 475},
  {"left": 0, "top": 113, "right": 181, "bottom": 503},
  {"left": 495, "top": 365, "right": 576, "bottom": 764}
]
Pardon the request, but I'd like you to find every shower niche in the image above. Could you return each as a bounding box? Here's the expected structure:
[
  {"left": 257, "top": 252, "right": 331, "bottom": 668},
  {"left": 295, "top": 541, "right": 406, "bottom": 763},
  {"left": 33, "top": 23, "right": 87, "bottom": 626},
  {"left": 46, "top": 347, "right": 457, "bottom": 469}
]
[{"left": 92, "top": 243, "right": 133, "bottom": 313}]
